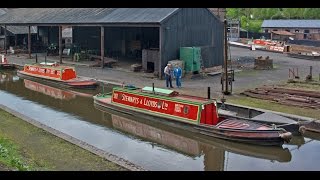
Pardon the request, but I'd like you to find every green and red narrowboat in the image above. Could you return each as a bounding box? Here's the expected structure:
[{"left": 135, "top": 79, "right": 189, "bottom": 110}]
[
  {"left": 17, "top": 62, "right": 98, "bottom": 89},
  {"left": 0, "top": 54, "right": 15, "bottom": 70},
  {"left": 93, "top": 86, "right": 293, "bottom": 146}
]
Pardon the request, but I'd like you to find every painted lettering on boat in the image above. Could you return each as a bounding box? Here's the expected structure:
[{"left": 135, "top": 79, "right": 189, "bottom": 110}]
[{"left": 112, "top": 90, "right": 199, "bottom": 121}]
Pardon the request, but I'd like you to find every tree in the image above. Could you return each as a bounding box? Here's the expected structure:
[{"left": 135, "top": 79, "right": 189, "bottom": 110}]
[
  {"left": 303, "top": 8, "right": 320, "bottom": 19},
  {"left": 226, "top": 8, "right": 239, "bottom": 19}
]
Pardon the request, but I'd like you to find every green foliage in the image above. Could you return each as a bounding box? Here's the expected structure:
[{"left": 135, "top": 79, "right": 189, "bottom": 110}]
[
  {"left": 0, "top": 137, "right": 31, "bottom": 171},
  {"left": 248, "top": 20, "right": 263, "bottom": 33},
  {"left": 226, "top": 8, "right": 320, "bottom": 32}
]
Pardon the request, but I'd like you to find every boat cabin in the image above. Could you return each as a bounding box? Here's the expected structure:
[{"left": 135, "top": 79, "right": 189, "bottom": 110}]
[
  {"left": 113, "top": 86, "right": 220, "bottom": 126},
  {"left": 23, "top": 62, "right": 77, "bottom": 81}
]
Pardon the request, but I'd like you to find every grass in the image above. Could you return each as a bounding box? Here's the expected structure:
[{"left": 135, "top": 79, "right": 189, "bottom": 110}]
[
  {"left": 227, "top": 95, "right": 319, "bottom": 119},
  {"left": 227, "top": 81, "right": 320, "bottom": 119},
  {"left": 281, "top": 81, "right": 320, "bottom": 91},
  {"left": 228, "top": 96, "right": 319, "bottom": 120},
  {"left": 0, "top": 109, "right": 127, "bottom": 171},
  {"left": 0, "top": 137, "right": 31, "bottom": 171}
]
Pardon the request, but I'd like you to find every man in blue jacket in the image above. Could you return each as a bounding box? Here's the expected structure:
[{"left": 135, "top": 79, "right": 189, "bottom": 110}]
[{"left": 173, "top": 64, "right": 182, "bottom": 88}]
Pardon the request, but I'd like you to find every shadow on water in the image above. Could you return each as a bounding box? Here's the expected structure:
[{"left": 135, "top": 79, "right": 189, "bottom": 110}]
[{"left": 1, "top": 70, "right": 320, "bottom": 170}]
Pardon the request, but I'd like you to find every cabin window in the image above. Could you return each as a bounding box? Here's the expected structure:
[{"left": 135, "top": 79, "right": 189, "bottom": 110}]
[
  {"left": 273, "top": 29, "right": 278, "bottom": 31},
  {"left": 295, "top": 29, "right": 299, "bottom": 33},
  {"left": 285, "top": 29, "right": 290, "bottom": 32},
  {"left": 265, "top": 29, "right": 269, "bottom": 33},
  {"left": 55, "top": 70, "right": 57, "bottom": 74}
]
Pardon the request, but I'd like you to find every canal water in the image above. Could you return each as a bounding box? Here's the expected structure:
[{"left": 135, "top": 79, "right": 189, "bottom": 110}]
[{"left": 0, "top": 70, "right": 320, "bottom": 171}]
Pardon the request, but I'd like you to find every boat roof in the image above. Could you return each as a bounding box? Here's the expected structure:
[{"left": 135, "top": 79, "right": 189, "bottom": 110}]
[
  {"left": 141, "top": 86, "right": 179, "bottom": 97},
  {"left": 40, "top": 62, "right": 57, "bottom": 66},
  {"left": 26, "top": 63, "right": 75, "bottom": 70}
]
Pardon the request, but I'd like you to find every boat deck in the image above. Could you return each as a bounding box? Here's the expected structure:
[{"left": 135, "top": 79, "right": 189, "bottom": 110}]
[
  {"left": 132, "top": 88, "right": 210, "bottom": 103},
  {"left": 217, "top": 119, "right": 271, "bottom": 130},
  {"left": 175, "top": 94, "right": 209, "bottom": 103},
  {"left": 99, "top": 97, "right": 112, "bottom": 104}
]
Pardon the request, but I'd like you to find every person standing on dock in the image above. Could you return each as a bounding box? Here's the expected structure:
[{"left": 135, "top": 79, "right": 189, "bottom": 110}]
[
  {"left": 164, "top": 63, "right": 173, "bottom": 88},
  {"left": 174, "top": 64, "right": 182, "bottom": 88}
]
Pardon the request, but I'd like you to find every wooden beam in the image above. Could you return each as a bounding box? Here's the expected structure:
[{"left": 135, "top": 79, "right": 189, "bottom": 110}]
[
  {"left": 101, "top": 26, "right": 105, "bottom": 68},
  {"left": 28, "top": 26, "right": 31, "bottom": 59},
  {"left": 59, "top": 26, "right": 62, "bottom": 64},
  {"left": 4, "top": 25, "right": 7, "bottom": 54}
]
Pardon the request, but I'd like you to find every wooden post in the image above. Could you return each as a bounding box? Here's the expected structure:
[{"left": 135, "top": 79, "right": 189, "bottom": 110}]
[
  {"left": 59, "top": 26, "right": 62, "bottom": 64},
  {"left": 223, "top": 19, "right": 230, "bottom": 95},
  {"left": 4, "top": 25, "right": 7, "bottom": 54},
  {"left": 28, "top": 26, "right": 31, "bottom": 59},
  {"left": 101, "top": 26, "right": 105, "bottom": 68}
]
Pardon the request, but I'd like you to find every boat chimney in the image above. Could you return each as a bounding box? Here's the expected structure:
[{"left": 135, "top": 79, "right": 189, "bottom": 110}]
[
  {"left": 152, "top": 83, "right": 155, "bottom": 94},
  {"left": 207, "top": 87, "right": 211, "bottom": 99}
]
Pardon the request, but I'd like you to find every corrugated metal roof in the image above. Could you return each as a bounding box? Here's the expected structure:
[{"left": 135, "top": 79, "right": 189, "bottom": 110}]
[
  {"left": 271, "top": 30, "right": 295, "bottom": 36},
  {"left": 262, "top": 20, "right": 320, "bottom": 28},
  {"left": 0, "top": 8, "right": 179, "bottom": 25},
  {"left": 97, "top": 8, "right": 178, "bottom": 23},
  {"left": 4, "top": 26, "right": 37, "bottom": 34}
]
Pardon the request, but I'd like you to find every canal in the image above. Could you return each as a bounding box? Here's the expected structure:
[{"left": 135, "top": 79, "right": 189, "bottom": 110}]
[{"left": 0, "top": 70, "right": 319, "bottom": 171}]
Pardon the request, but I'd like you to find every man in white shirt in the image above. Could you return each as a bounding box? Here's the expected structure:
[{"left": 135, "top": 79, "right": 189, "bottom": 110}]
[{"left": 164, "top": 63, "right": 173, "bottom": 88}]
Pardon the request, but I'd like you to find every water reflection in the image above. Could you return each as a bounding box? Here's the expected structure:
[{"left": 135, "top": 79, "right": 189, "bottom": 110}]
[
  {"left": 0, "top": 70, "right": 19, "bottom": 83},
  {"left": 24, "top": 79, "right": 77, "bottom": 100}
]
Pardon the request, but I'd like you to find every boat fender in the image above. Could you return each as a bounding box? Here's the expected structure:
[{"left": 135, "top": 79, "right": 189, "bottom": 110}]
[
  {"left": 298, "top": 126, "right": 306, "bottom": 134},
  {"left": 279, "top": 132, "right": 292, "bottom": 143}
]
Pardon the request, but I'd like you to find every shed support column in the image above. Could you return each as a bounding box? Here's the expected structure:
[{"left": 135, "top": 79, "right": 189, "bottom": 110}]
[
  {"left": 101, "top": 26, "right": 105, "bottom": 68},
  {"left": 59, "top": 26, "right": 62, "bottom": 64},
  {"left": 4, "top": 25, "right": 7, "bottom": 54},
  {"left": 28, "top": 26, "right": 31, "bottom": 59},
  {"left": 158, "top": 27, "right": 162, "bottom": 79},
  {"left": 15, "top": 35, "right": 17, "bottom": 47}
]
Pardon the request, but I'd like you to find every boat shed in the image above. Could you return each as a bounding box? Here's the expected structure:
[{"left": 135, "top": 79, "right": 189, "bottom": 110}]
[{"left": 0, "top": 8, "right": 224, "bottom": 78}]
